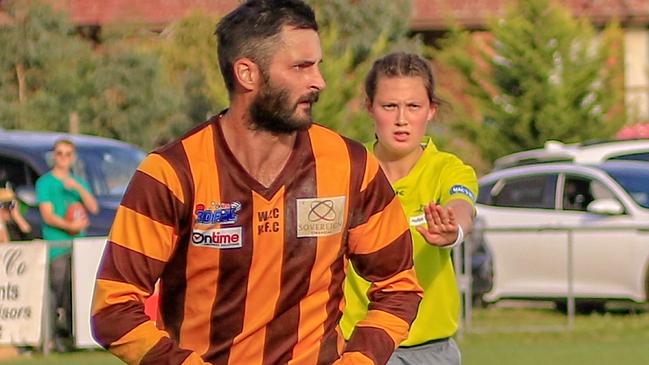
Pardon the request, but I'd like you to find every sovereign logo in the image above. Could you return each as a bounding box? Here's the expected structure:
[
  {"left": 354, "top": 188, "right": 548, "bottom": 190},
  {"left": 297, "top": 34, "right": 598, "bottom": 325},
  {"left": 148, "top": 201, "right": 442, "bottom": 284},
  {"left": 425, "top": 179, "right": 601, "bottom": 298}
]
[
  {"left": 191, "top": 227, "right": 242, "bottom": 249},
  {"left": 297, "top": 196, "right": 345, "bottom": 237},
  {"left": 195, "top": 201, "right": 242, "bottom": 225}
]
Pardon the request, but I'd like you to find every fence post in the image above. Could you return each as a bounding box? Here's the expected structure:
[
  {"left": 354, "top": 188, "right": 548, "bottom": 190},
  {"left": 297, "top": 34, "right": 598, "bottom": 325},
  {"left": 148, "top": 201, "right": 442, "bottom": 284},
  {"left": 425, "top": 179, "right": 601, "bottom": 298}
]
[
  {"left": 567, "top": 229, "right": 575, "bottom": 330},
  {"left": 41, "top": 242, "right": 51, "bottom": 355},
  {"left": 464, "top": 234, "right": 473, "bottom": 333},
  {"left": 453, "top": 234, "right": 474, "bottom": 338}
]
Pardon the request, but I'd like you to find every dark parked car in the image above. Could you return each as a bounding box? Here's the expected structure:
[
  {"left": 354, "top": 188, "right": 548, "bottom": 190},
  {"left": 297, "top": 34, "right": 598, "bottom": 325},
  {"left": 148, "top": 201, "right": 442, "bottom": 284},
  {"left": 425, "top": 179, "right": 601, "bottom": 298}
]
[{"left": 0, "top": 129, "right": 146, "bottom": 237}]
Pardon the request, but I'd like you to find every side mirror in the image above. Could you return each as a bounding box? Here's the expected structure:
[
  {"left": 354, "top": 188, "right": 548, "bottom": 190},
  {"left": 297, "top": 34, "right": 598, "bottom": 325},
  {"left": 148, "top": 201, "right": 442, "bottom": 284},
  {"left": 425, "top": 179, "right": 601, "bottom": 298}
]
[
  {"left": 15, "top": 186, "right": 37, "bottom": 207},
  {"left": 586, "top": 199, "right": 624, "bottom": 215}
]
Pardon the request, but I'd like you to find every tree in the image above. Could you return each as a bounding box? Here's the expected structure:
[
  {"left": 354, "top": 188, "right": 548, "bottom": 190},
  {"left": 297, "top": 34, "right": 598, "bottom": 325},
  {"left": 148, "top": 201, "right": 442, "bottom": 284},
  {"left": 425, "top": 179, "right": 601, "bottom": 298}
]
[
  {"left": 309, "top": 0, "right": 414, "bottom": 63},
  {"left": 0, "top": 1, "right": 187, "bottom": 150},
  {"left": 0, "top": 0, "right": 421, "bottom": 147},
  {"left": 309, "top": 0, "right": 420, "bottom": 142},
  {"left": 435, "top": 0, "right": 625, "bottom": 165},
  {"left": 0, "top": 0, "right": 93, "bottom": 131},
  {"left": 154, "top": 11, "right": 228, "bottom": 142},
  {"left": 80, "top": 39, "right": 188, "bottom": 150}
]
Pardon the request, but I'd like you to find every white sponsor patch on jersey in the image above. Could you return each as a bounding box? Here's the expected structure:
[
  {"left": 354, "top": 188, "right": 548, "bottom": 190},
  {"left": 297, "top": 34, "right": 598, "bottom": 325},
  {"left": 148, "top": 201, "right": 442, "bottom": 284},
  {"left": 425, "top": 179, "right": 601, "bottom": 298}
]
[
  {"left": 191, "top": 226, "right": 243, "bottom": 249},
  {"left": 409, "top": 214, "right": 426, "bottom": 227},
  {"left": 296, "top": 196, "right": 346, "bottom": 237}
]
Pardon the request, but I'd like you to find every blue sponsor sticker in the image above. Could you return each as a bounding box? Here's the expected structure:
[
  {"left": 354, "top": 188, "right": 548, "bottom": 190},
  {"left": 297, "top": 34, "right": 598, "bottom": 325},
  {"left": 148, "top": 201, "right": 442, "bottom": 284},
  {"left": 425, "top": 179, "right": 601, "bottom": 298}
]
[
  {"left": 195, "top": 201, "right": 242, "bottom": 225},
  {"left": 449, "top": 185, "right": 475, "bottom": 201}
]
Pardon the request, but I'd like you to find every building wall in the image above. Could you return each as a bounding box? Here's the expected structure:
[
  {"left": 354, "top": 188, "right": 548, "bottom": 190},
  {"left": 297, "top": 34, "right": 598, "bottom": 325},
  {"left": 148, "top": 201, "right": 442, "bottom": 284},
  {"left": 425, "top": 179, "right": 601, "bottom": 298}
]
[{"left": 624, "top": 28, "right": 649, "bottom": 122}]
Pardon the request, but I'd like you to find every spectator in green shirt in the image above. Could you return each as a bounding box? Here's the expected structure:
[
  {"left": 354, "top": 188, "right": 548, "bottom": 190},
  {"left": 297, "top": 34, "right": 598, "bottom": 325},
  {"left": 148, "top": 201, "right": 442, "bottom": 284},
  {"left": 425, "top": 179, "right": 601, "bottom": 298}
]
[{"left": 35, "top": 138, "right": 98, "bottom": 351}]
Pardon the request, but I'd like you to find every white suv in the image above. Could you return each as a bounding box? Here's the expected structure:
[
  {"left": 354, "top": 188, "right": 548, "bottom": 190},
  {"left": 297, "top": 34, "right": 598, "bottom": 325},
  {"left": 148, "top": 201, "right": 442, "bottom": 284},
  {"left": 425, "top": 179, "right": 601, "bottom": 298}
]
[
  {"left": 477, "top": 161, "right": 649, "bottom": 304},
  {"left": 494, "top": 139, "right": 649, "bottom": 170}
]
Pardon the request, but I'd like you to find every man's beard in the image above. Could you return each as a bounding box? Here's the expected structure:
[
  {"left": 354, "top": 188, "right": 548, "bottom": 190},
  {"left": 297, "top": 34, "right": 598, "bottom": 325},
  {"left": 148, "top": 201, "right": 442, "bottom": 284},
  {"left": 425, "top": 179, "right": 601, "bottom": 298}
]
[{"left": 249, "top": 79, "right": 319, "bottom": 134}]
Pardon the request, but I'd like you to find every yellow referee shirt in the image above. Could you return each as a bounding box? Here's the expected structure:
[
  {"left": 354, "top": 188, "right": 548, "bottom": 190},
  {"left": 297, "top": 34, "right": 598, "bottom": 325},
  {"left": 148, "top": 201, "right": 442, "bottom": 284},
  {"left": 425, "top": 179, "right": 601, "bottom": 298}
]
[{"left": 341, "top": 137, "right": 478, "bottom": 346}]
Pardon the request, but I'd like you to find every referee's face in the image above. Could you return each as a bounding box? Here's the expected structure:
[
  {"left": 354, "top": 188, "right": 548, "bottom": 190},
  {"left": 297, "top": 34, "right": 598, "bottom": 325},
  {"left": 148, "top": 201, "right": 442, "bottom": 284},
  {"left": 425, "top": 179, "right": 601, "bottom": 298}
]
[{"left": 368, "top": 76, "right": 436, "bottom": 159}]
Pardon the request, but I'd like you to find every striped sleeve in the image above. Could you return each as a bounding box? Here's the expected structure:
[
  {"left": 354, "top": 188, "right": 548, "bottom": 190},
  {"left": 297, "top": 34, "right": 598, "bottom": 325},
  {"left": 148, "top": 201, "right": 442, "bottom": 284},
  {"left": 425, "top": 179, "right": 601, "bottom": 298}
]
[
  {"left": 91, "top": 152, "right": 205, "bottom": 365},
  {"left": 343, "top": 152, "right": 423, "bottom": 365}
]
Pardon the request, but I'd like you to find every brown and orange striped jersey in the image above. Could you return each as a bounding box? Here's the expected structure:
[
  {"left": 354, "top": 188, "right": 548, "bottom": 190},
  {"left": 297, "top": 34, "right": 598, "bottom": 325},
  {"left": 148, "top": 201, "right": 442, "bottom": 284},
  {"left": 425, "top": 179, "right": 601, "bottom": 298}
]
[{"left": 91, "top": 116, "right": 423, "bottom": 365}]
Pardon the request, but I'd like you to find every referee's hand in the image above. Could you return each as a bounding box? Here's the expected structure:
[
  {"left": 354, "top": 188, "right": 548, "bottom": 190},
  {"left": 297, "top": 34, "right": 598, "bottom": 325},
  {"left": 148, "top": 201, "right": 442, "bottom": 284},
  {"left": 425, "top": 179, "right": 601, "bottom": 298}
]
[{"left": 415, "top": 203, "right": 459, "bottom": 247}]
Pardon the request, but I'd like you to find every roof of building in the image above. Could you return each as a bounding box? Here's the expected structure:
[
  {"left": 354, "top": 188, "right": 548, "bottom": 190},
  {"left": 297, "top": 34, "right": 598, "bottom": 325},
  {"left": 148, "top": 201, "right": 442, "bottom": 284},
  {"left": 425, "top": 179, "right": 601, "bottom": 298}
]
[
  {"left": 411, "top": 0, "right": 649, "bottom": 30},
  {"left": 2, "top": 0, "right": 648, "bottom": 29},
  {"left": 61, "top": 0, "right": 234, "bottom": 26}
]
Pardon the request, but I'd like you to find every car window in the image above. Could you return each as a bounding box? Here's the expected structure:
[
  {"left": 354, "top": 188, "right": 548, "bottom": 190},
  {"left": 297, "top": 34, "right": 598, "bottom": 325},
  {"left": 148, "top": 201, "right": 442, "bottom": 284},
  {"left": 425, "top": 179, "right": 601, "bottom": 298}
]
[
  {"left": 603, "top": 167, "right": 649, "bottom": 209},
  {"left": 607, "top": 152, "right": 649, "bottom": 163},
  {"left": 43, "top": 146, "right": 145, "bottom": 198},
  {"left": 477, "top": 183, "right": 496, "bottom": 205},
  {"left": 78, "top": 147, "right": 145, "bottom": 198},
  {"left": 562, "top": 175, "right": 617, "bottom": 211},
  {"left": 491, "top": 174, "right": 557, "bottom": 209},
  {"left": 0, "top": 155, "right": 38, "bottom": 189}
]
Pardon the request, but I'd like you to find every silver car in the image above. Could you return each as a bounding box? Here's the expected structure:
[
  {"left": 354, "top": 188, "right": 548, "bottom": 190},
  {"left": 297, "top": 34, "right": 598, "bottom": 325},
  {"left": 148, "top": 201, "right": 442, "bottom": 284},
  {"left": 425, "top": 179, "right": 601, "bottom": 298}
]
[
  {"left": 494, "top": 139, "right": 649, "bottom": 170},
  {"left": 476, "top": 161, "right": 649, "bottom": 304}
]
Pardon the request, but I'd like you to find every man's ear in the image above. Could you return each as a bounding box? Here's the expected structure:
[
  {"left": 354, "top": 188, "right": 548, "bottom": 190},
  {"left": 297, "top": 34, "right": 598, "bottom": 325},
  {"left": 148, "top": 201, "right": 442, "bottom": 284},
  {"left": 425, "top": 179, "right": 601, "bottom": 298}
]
[{"left": 233, "top": 58, "right": 261, "bottom": 92}]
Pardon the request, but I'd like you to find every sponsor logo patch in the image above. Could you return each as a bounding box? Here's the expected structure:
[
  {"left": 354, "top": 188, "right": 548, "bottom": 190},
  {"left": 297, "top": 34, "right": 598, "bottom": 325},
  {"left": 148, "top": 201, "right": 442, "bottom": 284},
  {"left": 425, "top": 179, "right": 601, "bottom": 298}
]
[
  {"left": 195, "top": 201, "right": 242, "bottom": 225},
  {"left": 449, "top": 185, "right": 475, "bottom": 201},
  {"left": 296, "top": 196, "right": 345, "bottom": 237},
  {"left": 191, "top": 226, "right": 242, "bottom": 249},
  {"left": 409, "top": 214, "right": 426, "bottom": 226}
]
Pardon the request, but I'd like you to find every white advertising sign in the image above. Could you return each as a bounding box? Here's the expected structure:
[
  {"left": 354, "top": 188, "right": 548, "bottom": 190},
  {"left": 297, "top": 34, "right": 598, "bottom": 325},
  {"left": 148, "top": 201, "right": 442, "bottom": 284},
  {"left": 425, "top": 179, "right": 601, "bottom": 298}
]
[
  {"left": 0, "top": 242, "right": 47, "bottom": 345},
  {"left": 72, "top": 237, "right": 107, "bottom": 348}
]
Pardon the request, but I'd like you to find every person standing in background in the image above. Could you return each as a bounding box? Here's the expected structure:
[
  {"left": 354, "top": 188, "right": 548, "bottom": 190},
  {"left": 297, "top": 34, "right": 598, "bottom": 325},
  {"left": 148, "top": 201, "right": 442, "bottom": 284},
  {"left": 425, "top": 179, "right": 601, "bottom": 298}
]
[
  {"left": 36, "top": 138, "right": 98, "bottom": 351},
  {"left": 342, "top": 52, "right": 478, "bottom": 365}
]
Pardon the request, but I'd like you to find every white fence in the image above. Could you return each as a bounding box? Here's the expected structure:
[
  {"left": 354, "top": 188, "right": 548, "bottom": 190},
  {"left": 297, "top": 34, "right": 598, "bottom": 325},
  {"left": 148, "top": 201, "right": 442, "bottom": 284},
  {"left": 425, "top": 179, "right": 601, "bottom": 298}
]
[
  {"left": 455, "top": 224, "right": 649, "bottom": 336},
  {"left": 0, "top": 238, "right": 106, "bottom": 353},
  {"left": 0, "top": 242, "right": 47, "bottom": 346},
  {"left": 4, "top": 226, "right": 647, "bottom": 351}
]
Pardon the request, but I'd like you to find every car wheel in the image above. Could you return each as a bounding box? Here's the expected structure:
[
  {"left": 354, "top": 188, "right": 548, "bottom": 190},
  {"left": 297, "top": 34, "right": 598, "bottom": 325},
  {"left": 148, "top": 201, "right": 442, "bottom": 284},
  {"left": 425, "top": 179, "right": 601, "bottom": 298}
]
[
  {"left": 472, "top": 293, "right": 490, "bottom": 308},
  {"left": 555, "top": 300, "right": 606, "bottom": 314}
]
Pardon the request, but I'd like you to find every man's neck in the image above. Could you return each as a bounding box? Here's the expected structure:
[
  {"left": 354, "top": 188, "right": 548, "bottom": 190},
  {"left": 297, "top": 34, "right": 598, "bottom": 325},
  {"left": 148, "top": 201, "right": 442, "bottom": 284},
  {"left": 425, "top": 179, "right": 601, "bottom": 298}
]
[{"left": 220, "top": 108, "right": 297, "bottom": 188}]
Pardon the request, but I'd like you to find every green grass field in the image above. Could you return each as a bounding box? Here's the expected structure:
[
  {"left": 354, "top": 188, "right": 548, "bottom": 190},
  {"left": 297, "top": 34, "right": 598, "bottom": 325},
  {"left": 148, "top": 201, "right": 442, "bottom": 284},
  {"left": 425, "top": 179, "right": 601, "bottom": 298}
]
[
  {"left": 2, "top": 306, "right": 648, "bottom": 365},
  {"left": 462, "top": 305, "right": 649, "bottom": 365}
]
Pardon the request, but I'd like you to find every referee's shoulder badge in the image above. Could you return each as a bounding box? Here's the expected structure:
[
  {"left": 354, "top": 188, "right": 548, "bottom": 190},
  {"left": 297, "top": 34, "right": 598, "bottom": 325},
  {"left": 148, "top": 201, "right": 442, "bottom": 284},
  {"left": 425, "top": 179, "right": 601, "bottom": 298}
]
[{"left": 449, "top": 184, "right": 475, "bottom": 201}]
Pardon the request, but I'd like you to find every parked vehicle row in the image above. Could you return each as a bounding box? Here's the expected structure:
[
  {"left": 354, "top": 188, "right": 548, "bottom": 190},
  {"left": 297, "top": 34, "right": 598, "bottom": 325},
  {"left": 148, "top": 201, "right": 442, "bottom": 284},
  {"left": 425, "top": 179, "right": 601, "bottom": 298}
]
[
  {"left": 4, "top": 130, "right": 648, "bottom": 307},
  {"left": 0, "top": 129, "right": 146, "bottom": 237}
]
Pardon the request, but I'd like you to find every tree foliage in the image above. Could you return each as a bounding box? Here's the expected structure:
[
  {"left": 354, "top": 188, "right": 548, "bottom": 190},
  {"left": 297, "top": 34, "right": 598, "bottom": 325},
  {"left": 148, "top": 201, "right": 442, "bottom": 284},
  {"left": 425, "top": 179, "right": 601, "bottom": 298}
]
[
  {"left": 80, "top": 40, "right": 187, "bottom": 149},
  {"left": 156, "top": 11, "right": 228, "bottom": 133},
  {"left": 0, "top": 0, "right": 420, "bottom": 147},
  {"left": 309, "top": 0, "right": 419, "bottom": 142},
  {"left": 0, "top": 0, "right": 188, "bottom": 150},
  {"left": 0, "top": 0, "right": 92, "bottom": 131},
  {"left": 435, "top": 0, "right": 625, "bottom": 164}
]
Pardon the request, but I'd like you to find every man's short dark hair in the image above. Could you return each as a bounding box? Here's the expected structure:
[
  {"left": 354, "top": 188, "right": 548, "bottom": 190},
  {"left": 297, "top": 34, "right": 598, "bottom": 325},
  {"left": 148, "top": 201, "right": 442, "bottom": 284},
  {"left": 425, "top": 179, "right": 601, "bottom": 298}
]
[{"left": 215, "top": 0, "right": 318, "bottom": 93}]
